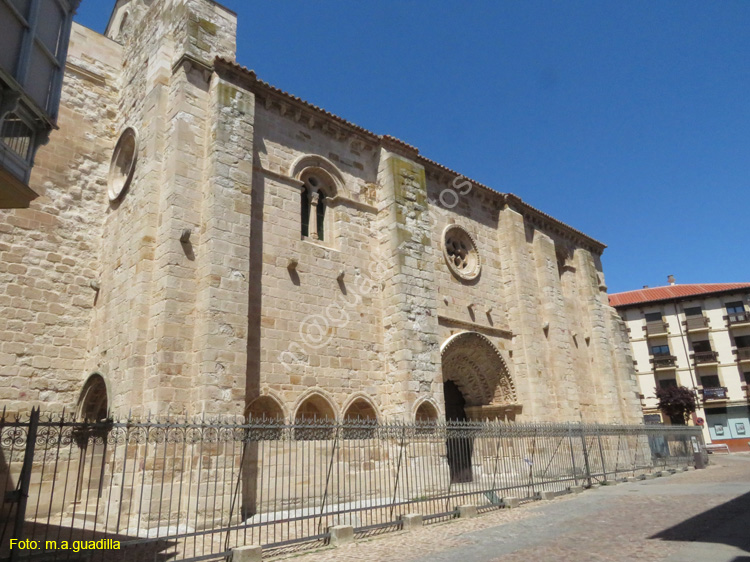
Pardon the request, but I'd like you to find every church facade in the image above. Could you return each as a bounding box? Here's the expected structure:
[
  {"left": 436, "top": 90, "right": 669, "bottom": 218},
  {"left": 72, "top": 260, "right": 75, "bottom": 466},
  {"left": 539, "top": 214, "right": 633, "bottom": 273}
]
[{"left": 0, "top": 0, "right": 642, "bottom": 425}]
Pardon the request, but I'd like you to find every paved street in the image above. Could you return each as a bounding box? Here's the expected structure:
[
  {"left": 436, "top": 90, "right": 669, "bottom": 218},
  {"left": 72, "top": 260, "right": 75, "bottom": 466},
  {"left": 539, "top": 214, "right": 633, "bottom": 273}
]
[{"left": 279, "top": 454, "right": 750, "bottom": 562}]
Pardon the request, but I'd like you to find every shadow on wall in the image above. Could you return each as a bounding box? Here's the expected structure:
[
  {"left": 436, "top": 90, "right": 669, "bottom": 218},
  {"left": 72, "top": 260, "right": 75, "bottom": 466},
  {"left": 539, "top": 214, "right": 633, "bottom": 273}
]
[{"left": 649, "top": 491, "right": 750, "bottom": 556}]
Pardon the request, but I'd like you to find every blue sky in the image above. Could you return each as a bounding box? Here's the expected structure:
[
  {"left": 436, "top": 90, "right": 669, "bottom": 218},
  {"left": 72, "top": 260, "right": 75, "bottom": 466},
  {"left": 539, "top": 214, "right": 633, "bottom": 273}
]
[{"left": 74, "top": 1, "right": 750, "bottom": 294}]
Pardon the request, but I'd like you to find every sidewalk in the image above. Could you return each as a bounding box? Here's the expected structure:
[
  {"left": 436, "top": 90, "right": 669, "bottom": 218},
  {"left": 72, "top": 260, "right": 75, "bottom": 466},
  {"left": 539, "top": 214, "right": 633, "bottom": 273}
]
[{"left": 277, "top": 454, "right": 750, "bottom": 562}]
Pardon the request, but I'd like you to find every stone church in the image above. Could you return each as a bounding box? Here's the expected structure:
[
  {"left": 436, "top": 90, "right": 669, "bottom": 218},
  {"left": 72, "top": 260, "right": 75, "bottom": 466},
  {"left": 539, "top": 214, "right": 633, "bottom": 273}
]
[{"left": 0, "top": 0, "right": 642, "bottom": 425}]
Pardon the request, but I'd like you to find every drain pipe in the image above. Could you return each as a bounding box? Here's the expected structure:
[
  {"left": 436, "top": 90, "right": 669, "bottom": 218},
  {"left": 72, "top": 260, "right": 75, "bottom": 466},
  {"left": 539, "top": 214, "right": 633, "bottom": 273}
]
[
  {"left": 672, "top": 302, "right": 698, "bottom": 391},
  {"left": 672, "top": 302, "right": 706, "bottom": 436}
]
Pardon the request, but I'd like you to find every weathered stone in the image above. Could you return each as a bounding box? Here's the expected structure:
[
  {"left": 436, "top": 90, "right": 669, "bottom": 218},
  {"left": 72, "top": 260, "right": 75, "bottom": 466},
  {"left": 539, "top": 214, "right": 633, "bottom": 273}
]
[
  {"left": 328, "top": 525, "right": 354, "bottom": 547},
  {"left": 503, "top": 496, "right": 521, "bottom": 507},
  {"left": 0, "top": 0, "right": 643, "bottom": 430},
  {"left": 457, "top": 505, "right": 478, "bottom": 518},
  {"left": 231, "top": 545, "right": 262, "bottom": 562},
  {"left": 400, "top": 513, "right": 423, "bottom": 531}
]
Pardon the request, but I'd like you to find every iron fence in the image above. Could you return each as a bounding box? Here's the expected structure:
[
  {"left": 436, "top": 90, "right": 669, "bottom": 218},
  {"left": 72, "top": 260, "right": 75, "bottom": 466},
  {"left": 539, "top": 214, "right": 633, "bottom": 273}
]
[{"left": 0, "top": 410, "right": 706, "bottom": 561}]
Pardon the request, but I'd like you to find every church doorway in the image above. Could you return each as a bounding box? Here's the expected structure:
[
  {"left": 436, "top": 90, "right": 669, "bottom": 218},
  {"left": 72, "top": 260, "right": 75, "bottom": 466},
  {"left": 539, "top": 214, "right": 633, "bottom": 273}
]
[
  {"left": 74, "top": 375, "right": 110, "bottom": 505},
  {"left": 444, "top": 380, "right": 472, "bottom": 483},
  {"left": 441, "top": 332, "right": 518, "bottom": 484}
]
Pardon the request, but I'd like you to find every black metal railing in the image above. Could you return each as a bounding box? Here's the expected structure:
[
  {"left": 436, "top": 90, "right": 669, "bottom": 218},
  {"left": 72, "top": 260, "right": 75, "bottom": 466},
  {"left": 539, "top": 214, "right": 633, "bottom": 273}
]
[
  {"left": 727, "top": 311, "right": 750, "bottom": 326},
  {"left": 700, "top": 387, "right": 728, "bottom": 401},
  {"left": 0, "top": 411, "right": 705, "bottom": 562},
  {"left": 684, "top": 316, "right": 709, "bottom": 331},
  {"left": 651, "top": 355, "right": 677, "bottom": 369},
  {"left": 693, "top": 351, "right": 719, "bottom": 365}
]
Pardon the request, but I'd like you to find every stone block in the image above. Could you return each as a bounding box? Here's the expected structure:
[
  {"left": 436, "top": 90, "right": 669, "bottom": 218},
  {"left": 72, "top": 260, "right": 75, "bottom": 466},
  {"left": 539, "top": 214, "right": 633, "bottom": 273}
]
[
  {"left": 627, "top": 477, "right": 639, "bottom": 483},
  {"left": 457, "top": 505, "right": 477, "bottom": 518},
  {"left": 232, "top": 545, "right": 262, "bottom": 562},
  {"left": 503, "top": 496, "right": 521, "bottom": 507},
  {"left": 570, "top": 486, "right": 584, "bottom": 494},
  {"left": 328, "top": 525, "right": 354, "bottom": 547},
  {"left": 400, "top": 513, "right": 423, "bottom": 531}
]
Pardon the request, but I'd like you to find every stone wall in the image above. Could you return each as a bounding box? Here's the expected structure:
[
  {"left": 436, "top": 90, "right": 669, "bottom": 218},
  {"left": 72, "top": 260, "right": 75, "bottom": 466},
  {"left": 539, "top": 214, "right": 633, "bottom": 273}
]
[
  {"left": 0, "top": 0, "right": 642, "bottom": 426},
  {"left": 0, "top": 24, "right": 121, "bottom": 413}
]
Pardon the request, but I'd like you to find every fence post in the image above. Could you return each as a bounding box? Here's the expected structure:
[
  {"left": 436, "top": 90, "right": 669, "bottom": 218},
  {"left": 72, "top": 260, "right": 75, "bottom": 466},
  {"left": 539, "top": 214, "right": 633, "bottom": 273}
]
[
  {"left": 9, "top": 408, "right": 39, "bottom": 562},
  {"left": 389, "top": 425, "right": 407, "bottom": 518},
  {"left": 595, "top": 425, "right": 607, "bottom": 483},
  {"left": 579, "top": 424, "right": 592, "bottom": 488},
  {"left": 567, "top": 423, "right": 578, "bottom": 487},
  {"left": 317, "top": 423, "right": 340, "bottom": 534}
]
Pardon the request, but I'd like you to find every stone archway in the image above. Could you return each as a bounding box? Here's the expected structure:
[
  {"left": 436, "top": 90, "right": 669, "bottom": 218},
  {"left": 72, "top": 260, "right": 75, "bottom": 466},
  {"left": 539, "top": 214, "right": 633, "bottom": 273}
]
[
  {"left": 441, "top": 332, "right": 518, "bottom": 421},
  {"left": 441, "top": 332, "right": 519, "bottom": 484},
  {"left": 74, "top": 374, "right": 111, "bottom": 505},
  {"left": 77, "top": 374, "right": 109, "bottom": 421}
]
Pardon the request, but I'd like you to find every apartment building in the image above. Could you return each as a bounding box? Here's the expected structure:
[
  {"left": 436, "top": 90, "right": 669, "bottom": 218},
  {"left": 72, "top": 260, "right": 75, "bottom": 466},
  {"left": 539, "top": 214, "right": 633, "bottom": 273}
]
[{"left": 610, "top": 279, "right": 750, "bottom": 451}]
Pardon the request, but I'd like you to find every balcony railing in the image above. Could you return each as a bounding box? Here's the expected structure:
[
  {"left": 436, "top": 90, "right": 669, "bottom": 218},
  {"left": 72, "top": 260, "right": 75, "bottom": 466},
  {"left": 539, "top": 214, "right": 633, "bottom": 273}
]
[
  {"left": 651, "top": 355, "right": 677, "bottom": 369},
  {"left": 735, "top": 347, "right": 750, "bottom": 362},
  {"left": 700, "top": 387, "right": 728, "bottom": 401},
  {"left": 693, "top": 351, "right": 719, "bottom": 366},
  {"left": 685, "top": 316, "right": 710, "bottom": 331},
  {"left": 644, "top": 320, "right": 669, "bottom": 337},
  {"left": 727, "top": 310, "right": 750, "bottom": 327}
]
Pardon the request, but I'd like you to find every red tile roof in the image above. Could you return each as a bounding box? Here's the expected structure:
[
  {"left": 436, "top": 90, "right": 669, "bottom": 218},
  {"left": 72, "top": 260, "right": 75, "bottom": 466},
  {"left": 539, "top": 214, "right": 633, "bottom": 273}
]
[{"left": 609, "top": 283, "right": 750, "bottom": 308}]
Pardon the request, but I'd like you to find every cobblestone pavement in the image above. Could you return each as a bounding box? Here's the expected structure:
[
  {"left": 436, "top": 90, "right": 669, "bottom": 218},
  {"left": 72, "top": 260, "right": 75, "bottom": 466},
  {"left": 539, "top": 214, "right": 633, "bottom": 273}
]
[{"left": 276, "top": 454, "right": 750, "bottom": 562}]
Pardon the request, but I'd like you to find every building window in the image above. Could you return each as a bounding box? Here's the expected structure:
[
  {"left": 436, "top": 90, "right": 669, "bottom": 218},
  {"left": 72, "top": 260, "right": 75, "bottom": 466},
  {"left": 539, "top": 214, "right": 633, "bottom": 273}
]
[
  {"left": 645, "top": 312, "right": 663, "bottom": 323},
  {"left": 107, "top": 127, "right": 138, "bottom": 202},
  {"left": 744, "top": 372, "right": 750, "bottom": 385},
  {"left": 700, "top": 375, "right": 720, "bottom": 389},
  {"left": 726, "top": 301, "right": 746, "bottom": 323},
  {"left": 651, "top": 345, "right": 670, "bottom": 356},
  {"left": 316, "top": 190, "right": 326, "bottom": 241},
  {"left": 0, "top": 112, "right": 34, "bottom": 161},
  {"left": 442, "top": 225, "right": 481, "bottom": 281},
  {"left": 726, "top": 301, "right": 745, "bottom": 314},
  {"left": 300, "top": 173, "right": 330, "bottom": 242},
  {"left": 658, "top": 378, "right": 677, "bottom": 389},
  {"left": 692, "top": 340, "right": 712, "bottom": 353},
  {"left": 684, "top": 306, "right": 702, "bottom": 317},
  {"left": 734, "top": 336, "right": 750, "bottom": 349},
  {"left": 300, "top": 188, "right": 310, "bottom": 237}
]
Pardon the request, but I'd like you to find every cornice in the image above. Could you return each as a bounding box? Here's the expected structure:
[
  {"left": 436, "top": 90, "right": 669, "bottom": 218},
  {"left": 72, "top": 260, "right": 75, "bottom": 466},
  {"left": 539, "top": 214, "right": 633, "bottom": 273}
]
[
  {"left": 505, "top": 193, "right": 607, "bottom": 255},
  {"left": 438, "top": 315, "right": 513, "bottom": 339},
  {"left": 214, "top": 56, "right": 608, "bottom": 255}
]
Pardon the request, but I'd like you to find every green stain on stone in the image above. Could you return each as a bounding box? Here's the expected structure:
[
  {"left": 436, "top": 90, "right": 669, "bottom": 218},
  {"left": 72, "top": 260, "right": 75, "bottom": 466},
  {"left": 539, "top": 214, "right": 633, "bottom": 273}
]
[{"left": 198, "top": 18, "right": 218, "bottom": 35}]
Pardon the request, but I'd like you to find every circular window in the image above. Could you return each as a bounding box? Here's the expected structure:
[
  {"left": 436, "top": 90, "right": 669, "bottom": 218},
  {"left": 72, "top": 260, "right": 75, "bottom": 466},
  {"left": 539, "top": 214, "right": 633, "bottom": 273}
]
[
  {"left": 108, "top": 127, "right": 138, "bottom": 202},
  {"left": 443, "top": 225, "right": 481, "bottom": 281}
]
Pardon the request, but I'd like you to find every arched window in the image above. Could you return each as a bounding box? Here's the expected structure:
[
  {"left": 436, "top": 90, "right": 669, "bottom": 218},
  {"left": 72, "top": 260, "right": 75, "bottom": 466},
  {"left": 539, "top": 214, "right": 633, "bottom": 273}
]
[
  {"left": 300, "top": 188, "right": 310, "bottom": 238},
  {"left": 77, "top": 374, "right": 109, "bottom": 422},
  {"left": 343, "top": 398, "right": 377, "bottom": 439},
  {"left": 246, "top": 396, "right": 284, "bottom": 421},
  {"left": 300, "top": 173, "right": 331, "bottom": 242},
  {"left": 415, "top": 401, "right": 438, "bottom": 423},
  {"left": 295, "top": 394, "right": 336, "bottom": 440},
  {"left": 316, "top": 190, "right": 326, "bottom": 241},
  {"left": 246, "top": 396, "right": 285, "bottom": 440}
]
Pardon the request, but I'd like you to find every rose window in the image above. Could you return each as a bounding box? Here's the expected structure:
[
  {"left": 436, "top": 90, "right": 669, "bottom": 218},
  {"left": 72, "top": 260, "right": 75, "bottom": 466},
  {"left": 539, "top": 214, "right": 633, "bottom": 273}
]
[{"left": 442, "top": 225, "right": 481, "bottom": 281}]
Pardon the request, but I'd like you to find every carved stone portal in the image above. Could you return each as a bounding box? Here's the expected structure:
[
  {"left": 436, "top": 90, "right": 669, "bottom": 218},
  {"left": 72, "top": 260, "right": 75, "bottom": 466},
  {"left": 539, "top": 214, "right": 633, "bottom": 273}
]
[{"left": 441, "top": 332, "right": 519, "bottom": 421}]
